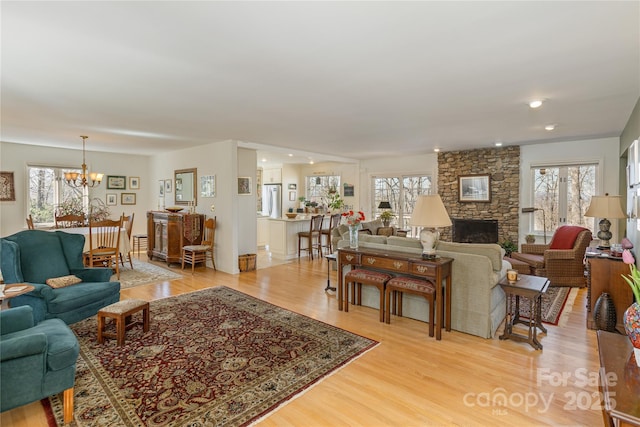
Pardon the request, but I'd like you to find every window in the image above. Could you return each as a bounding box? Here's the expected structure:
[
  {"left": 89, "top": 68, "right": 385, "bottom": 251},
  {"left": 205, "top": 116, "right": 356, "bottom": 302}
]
[
  {"left": 530, "top": 163, "right": 597, "bottom": 236},
  {"left": 305, "top": 175, "right": 340, "bottom": 205},
  {"left": 371, "top": 174, "right": 433, "bottom": 232},
  {"left": 28, "top": 165, "right": 84, "bottom": 227}
]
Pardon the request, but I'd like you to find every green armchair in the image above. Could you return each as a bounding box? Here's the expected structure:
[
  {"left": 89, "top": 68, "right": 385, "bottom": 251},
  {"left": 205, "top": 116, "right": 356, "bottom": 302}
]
[
  {"left": 0, "top": 230, "right": 121, "bottom": 324},
  {"left": 0, "top": 306, "right": 79, "bottom": 423}
]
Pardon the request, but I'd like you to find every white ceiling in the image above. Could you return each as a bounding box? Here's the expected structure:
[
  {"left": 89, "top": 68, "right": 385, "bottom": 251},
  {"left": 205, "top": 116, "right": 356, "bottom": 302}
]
[{"left": 2, "top": 1, "right": 639, "bottom": 164}]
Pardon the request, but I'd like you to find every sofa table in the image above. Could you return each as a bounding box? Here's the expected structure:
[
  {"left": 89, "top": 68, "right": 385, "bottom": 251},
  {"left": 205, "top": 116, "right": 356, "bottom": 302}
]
[
  {"left": 597, "top": 330, "right": 640, "bottom": 427},
  {"left": 325, "top": 253, "right": 337, "bottom": 292},
  {"left": 499, "top": 274, "right": 549, "bottom": 350},
  {"left": 0, "top": 284, "right": 35, "bottom": 310},
  {"left": 337, "top": 247, "right": 453, "bottom": 340}
]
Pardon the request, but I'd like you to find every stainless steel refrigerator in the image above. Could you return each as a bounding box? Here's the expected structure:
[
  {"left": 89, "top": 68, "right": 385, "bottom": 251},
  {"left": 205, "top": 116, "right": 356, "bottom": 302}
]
[{"left": 262, "top": 184, "right": 282, "bottom": 218}]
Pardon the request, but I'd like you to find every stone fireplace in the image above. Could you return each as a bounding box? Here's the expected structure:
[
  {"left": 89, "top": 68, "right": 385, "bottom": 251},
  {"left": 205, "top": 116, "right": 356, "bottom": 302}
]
[{"left": 452, "top": 218, "right": 499, "bottom": 244}]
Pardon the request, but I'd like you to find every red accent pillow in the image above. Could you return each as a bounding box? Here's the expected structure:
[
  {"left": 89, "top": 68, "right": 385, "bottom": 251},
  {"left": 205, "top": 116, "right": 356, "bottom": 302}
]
[{"left": 549, "top": 226, "right": 589, "bottom": 249}]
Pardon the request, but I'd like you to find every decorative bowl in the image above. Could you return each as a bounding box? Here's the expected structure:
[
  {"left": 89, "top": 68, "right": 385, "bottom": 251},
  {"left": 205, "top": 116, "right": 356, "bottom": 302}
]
[
  {"left": 285, "top": 213, "right": 298, "bottom": 219},
  {"left": 166, "top": 207, "right": 184, "bottom": 213}
]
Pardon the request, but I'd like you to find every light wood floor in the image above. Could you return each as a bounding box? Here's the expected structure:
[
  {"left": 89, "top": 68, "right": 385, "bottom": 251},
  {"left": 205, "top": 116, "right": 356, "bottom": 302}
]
[{"left": 1, "top": 253, "right": 602, "bottom": 426}]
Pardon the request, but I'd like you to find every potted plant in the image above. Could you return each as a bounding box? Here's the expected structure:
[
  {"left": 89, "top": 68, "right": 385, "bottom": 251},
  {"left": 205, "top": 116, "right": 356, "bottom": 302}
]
[
  {"left": 379, "top": 210, "right": 394, "bottom": 227},
  {"left": 326, "top": 193, "right": 344, "bottom": 212},
  {"left": 499, "top": 238, "right": 518, "bottom": 257},
  {"left": 525, "top": 234, "right": 536, "bottom": 244},
  {"left": 621, "top": 249, "right": 640, "bottom": 366}
]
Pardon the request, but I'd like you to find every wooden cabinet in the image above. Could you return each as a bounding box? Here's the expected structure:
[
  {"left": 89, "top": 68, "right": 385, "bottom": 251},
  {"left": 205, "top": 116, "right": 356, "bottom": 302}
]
[
  {"left": 147, "top": 211, "right": 204, "bottom": 265},
  {"left": 257, "top": 216, "right": 269, "bottom": 248},
  {"left": 587, "top": 256, "right": 634, "bottom": 333}
]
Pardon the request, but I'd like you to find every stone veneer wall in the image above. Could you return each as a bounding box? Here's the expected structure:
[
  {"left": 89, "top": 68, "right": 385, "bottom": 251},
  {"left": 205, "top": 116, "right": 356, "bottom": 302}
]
[{"left": 438, "top": 146, "right": 520, "bottom": 244}]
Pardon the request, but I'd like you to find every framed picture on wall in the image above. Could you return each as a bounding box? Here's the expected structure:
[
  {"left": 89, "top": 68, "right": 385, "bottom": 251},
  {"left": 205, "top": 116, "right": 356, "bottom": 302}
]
[
  {"left": 129, "top": 176, "right": 140, "bottom": 190},
  {"left": 121, "top": 193, "right": 136, "bottom": 205},
  {"left": 458, "top": 174, "right": 491, "bottom": 202},
  {"left": 159, "top": 180, "right": 165, "bottom": 197},
  {"left": 201, "top": 175, "right": 216, "bottom": 197},
  {"left": 343, "top": 183, "right": 354, "bottom": 197},
  {"left": 107, "top": 175, "right": 126, "bottom": 190},
  {"left": 165, "top": 179, "right": 172, "bottom": 193},
  {"left": 238, "top": 177, "right": 252, "bottom": 195},
  {"left": 0, "top": 171, "right": 16, "bottom": 201},
  {"left": 106, "top": 193, "right": 117, "bottom": 206}
]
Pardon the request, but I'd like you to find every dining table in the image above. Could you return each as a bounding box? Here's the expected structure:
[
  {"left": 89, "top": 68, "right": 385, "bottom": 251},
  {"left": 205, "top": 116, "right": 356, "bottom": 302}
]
[{"left": 51, "top": 227, "right": 131, "bottom": 257}]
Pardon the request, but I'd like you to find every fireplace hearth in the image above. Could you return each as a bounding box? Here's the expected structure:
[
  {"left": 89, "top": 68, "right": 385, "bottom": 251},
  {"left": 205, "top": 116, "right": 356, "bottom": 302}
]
[{"left": 452, "top": 219, "right": 499, "bottom": 244}]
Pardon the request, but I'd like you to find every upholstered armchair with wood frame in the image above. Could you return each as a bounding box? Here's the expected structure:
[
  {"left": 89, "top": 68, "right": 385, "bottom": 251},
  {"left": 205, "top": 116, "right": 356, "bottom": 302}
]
[
  {"left": 0, "top": 230, "right": 121, "bottom": 324},
  {"left": 510, "top": 225, "right": 592, "bottom": 286},
  {"left": 0, "top": 306, "right": 79, "bottom": 423}
]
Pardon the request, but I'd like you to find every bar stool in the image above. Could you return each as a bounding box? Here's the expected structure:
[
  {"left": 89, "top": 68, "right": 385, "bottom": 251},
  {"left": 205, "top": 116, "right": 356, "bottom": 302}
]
[
  {"left": 321, "top": 213, "right": 341, "bottom": 255},
  {"left": 132, "top": 233, "right": 148, "bottom": 256},
  {"left": 385, "top": 276, "right": 436, "bottom": 337},
  {"left": 298, "top": 215, "right": 324, "bottom": 260},
  {"left": 344, "top": 268, "right": 392, "bottom": 322}
]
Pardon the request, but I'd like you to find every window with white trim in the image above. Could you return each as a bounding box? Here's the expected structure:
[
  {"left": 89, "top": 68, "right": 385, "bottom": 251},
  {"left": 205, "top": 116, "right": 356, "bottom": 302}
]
[{"left": 28, "top": 165, "right": 84, "bottom": 227}]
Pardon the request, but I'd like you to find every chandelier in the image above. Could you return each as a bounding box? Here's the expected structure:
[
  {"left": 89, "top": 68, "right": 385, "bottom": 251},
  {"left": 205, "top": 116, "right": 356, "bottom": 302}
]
[{"left": 64, "top": 136, "right": 104, "bottom": 188}]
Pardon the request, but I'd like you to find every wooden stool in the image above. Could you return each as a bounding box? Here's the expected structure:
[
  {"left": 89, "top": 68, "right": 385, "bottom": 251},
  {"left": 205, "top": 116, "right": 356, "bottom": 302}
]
[
  {"left": 132, "top": 234, "right": 148, "bottom": 257},
  {"left": 344, "top": 269, "right": 392, "bottom": 322},
  {"left": 97, "top": 299, "right": 150, "bottom": 346},
  {"left": 385, "top": 276, "right": 436, "bottom": 337}
]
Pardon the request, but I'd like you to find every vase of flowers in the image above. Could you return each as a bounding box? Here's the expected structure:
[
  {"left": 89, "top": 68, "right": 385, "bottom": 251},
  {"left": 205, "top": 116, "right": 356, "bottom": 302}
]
[
  {"left": 342, "top": 210, "right": 365, "bottom": 249},
  {"left": 621, "top": 249, "right": 640, "bottom": 367}
]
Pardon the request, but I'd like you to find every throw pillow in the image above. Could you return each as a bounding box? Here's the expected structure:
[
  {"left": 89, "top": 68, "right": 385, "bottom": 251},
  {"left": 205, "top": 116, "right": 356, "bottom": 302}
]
[
  {"left": 548, "top": 226, "right": 589, "bottom": 250},
  {"left": 46, "top": 275, "right": 82, "bottom": 289}
]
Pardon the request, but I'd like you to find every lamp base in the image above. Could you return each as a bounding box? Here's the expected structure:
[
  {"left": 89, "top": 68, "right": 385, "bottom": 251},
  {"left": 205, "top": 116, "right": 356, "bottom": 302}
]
[{"left": 421, "top": 253, "right": 440, "bottom": 260}]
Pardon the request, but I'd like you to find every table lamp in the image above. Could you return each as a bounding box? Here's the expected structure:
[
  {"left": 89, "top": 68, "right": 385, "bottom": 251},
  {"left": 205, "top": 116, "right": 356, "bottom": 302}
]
[
  {"left": 409, "top": 195, "right": 452, "bottom": 259},
  {"left": 378, "top": 201, "right": 392, "bottom": 226},
  {"left": 584, "top": 194, "right": 626, "bottom": 249}
]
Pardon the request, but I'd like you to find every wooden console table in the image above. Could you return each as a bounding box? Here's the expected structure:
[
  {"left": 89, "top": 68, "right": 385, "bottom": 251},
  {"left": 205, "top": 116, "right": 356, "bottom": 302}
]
[
  {"left": 597, "top": 330, "right": 640, "bottom": 426},
  {"left": 147, "top": 211, "right": 204, "bottom": 265},
  {"left": 337, "top": 247, "right": 453, "bottom": 340}
]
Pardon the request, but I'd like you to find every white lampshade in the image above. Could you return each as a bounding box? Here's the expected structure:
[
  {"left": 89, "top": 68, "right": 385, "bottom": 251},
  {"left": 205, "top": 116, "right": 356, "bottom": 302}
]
[
  {"left": 410, "top": 195, "right": 452, "bottom": 259},
  {"left": 410, "top": 195, "right": 453, "bottom": 228},
  {"left": 584, "top": 195, "right": 626, "bottom": 219}
]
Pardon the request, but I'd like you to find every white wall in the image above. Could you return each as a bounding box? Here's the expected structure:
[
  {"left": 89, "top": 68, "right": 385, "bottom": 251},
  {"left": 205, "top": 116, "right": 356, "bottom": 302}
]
[
  {"left": 0, "top": 141, "right": 151, "bottom": 237},
  {"left": 520, "top": 137, "right": 623, "bottom": 243}
]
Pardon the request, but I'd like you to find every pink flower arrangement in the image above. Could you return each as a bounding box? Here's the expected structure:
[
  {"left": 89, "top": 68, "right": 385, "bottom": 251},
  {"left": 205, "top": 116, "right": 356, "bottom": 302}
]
[
  {"left": 342, "top": 210, "right": 365, "bottom": 226},
  {"left": 621, "top": 249, "right": 640, "bottom": 302}
]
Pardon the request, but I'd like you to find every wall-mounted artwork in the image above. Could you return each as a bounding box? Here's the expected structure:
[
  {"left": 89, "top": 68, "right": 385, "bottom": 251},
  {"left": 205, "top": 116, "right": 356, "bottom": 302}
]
[
  {"left": 121, "top": 193, "right": 136, "bottom": 205},
  {"left": 106, "top": 193, "right": 117, "bottom": 206},
  {"left": 201, "top": 175, "right": 216, "bottom": 197},
  {"left": 129, "top": 176, "right": 140, "bottom": 190},
  {"left": 343, "top": 183, "right": 354, "bottom": 197},
  {"left": 0, "top": 171, "right": 16, "bottom": 201},
  {"left": 238, "top": 177, "right": 251, "bottom": 195},
  {"left": 159, "top": 180, "right": 165, "bottom": 197},
  {"left": 458, "top": 174, "right": 491, "bottom": 202},
  {"left": 165, "top": 179, "right": 172, "bottom": 193},
  {"left": 106, "top": 175, "right": 126, "bottom": 190}
]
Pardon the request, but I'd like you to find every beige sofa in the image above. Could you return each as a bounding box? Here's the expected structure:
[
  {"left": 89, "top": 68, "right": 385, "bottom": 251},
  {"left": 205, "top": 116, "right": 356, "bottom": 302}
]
[{"left": 334, "top": 228, "right": 509, "bottom": 339}]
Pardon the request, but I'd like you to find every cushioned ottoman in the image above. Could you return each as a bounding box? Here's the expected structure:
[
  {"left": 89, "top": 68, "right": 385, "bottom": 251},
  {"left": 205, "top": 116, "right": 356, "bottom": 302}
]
[{"left": 504, "top": 256, "right": 532, "bottom": 275}]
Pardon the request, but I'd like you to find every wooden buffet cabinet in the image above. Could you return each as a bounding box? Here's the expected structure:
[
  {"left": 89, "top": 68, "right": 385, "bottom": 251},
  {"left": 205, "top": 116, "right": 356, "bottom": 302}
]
[
  {"left": 587, "top": 255, "right": 634, "bottom": 333},
  {"left": 147, "top": 211, "right": 204, "bottom": 265}
]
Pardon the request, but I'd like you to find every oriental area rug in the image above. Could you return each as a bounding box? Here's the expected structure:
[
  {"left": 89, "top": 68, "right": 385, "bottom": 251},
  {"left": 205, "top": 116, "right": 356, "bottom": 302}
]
[
  {"left": 46, "top": 287, "right": 378, "bottom": 426},
  {"left": 510, "top": 286, "right": 578, "bottom": 326},
  {"left": 111, "top": 259, "right": 182, "bottom": 289}
]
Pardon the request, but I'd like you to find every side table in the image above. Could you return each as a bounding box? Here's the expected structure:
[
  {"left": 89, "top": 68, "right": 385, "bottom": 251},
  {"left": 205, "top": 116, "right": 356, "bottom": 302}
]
[
  {"left": 499, "top": 274, "right": 549, "bottom": 350},
  {"left": 0, "top": 284, "right": 35, "bottom": 310}
]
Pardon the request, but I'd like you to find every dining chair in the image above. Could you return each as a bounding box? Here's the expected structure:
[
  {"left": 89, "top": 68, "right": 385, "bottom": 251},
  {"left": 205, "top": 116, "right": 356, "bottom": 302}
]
[
  {"left": 182, "top": 217, "right": 216, "bottom": 273},
  {"left": 85, "top": 215, "right": 123, "bottom": 279},
  {"left": 55, "top": 213, "right": 85, "bottom": 229},
  {"left": 119, "top": 213, "right": 134, "bottom": 269},
  {"left": 298, "top": 215, "right": 324, "bottom": 260},
  {"left": 321, "top": 213, "right": 341, "bottom": 255},
  {"left": 26, "top": 215, "right": 35, "bottom": 230}
]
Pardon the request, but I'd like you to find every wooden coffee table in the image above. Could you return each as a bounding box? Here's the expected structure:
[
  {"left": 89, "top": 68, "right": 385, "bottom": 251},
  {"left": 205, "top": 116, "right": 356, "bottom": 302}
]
[
  {"left": 0, "top": 284, "right": 35, "bottom": 310},
  {"left": 499, "top": 274, "right": 549, "bottom": 350}
]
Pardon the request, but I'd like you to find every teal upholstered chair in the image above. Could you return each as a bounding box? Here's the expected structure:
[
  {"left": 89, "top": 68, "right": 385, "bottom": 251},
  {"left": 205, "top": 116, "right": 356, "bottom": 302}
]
[
  {"left": 0, "top": 306, "right": 79, "bottom": 423},
  {"left": 0, "top": 230, "right": 121, "bottom": 324}
]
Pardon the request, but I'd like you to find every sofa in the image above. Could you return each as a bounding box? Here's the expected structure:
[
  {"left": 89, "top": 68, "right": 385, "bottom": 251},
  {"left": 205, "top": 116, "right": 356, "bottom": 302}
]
[
  {"left": 0, "top": 306, "right": 79, "bottom": 423},
  {"left": 333, "top": 228, "right": 509, "bottom": 339},
  {"left": 0, "top": 230, "right": 121, "bottom": 324}
]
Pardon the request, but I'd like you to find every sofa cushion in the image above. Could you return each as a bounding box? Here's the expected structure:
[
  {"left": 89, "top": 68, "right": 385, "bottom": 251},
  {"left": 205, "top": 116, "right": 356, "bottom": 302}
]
[
  {"left": 436, "top": 241, "right": 504, "bottom": 271},
  {"left": 359, "top": 234, "right": 388, "bottom": 244},
  {"left": 510, "top": 252, "right": 545, "bottom": 269},
  {"left": 45, "top": 275, "right": 82, "bottom": 289},
  {"left": 45, "top": 282, "right": 122, "bottom": 315},
  {"left": 360, "top": 219, "right": 383, "bottom": 235},
  {"left": 386, "top": 236, "right": 424, "bottom": 250}
]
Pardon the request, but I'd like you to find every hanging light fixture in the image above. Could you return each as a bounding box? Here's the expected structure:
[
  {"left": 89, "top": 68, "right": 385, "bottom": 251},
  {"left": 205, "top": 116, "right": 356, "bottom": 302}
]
[{"left": 64, "top": 136, "right": 104, "bottom": 187}]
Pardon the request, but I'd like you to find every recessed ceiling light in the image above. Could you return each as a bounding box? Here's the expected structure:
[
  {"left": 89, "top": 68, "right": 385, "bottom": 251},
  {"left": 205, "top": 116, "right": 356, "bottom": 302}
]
[
  {"left": 545, "top": 124, "right": 556, "bottom": 131},
  {"left": 288, "top": 153, "right": 293, "bottom": 157},
  {"left": 529, "top": 100, "right": 543, "bottom": 109},
  {"left": 433, "top": 148, "right": 440, "bottom": 153},
  {"left": 309, "top": 160, "right": 314, "bottom": 165},
  {"left": 495, "top": 142, "right": 503, "bottom": 147}
]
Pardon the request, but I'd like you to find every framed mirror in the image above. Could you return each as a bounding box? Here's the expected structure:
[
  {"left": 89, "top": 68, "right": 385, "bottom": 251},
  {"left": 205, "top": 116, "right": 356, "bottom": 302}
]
[{"left": 174, "top": 168, "right": 197, "bottom": 206}]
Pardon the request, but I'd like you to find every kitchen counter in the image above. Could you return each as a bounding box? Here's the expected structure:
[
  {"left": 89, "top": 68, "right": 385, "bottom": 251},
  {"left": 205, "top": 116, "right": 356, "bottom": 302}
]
[{"left": 267, "top": 215, "right": 330, "bottom": 259}]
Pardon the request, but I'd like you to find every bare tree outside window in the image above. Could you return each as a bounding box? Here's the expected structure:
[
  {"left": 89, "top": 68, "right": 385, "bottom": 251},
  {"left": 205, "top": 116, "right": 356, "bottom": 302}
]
[{"left": 372, "top": 175, "right": 432, "bottom": 232}]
